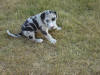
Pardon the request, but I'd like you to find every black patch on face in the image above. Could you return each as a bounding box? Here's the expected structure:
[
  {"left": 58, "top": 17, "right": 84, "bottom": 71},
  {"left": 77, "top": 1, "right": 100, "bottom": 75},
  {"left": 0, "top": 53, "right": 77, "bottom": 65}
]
[
  {"left": 22, "top": 26, "right": 34, "bottom": 31},
  {"left": 40, "top": 12, "right": 45, "bottom": 23},
  {"left": 46, "top": 19, "right": 49, "bottom": 23},
  {"left": 52, "top": 17, "right": 56, "bottom": 21},
  {"left": 29, "top": 36, "right": 33, "bottom": 39}
]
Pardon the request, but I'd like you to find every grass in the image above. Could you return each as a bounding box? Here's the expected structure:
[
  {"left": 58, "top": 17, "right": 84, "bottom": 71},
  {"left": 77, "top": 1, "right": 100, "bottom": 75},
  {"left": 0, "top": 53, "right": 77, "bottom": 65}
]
[{"left": 0, "top": 0, "right": 100, "bottom": 75}]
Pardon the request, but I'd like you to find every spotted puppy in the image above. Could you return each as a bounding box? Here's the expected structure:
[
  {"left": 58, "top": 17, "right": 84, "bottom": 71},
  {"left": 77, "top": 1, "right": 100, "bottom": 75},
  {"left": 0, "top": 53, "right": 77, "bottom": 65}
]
[{"left": 7, "top": 10, "right": 61, "bottom": 44}]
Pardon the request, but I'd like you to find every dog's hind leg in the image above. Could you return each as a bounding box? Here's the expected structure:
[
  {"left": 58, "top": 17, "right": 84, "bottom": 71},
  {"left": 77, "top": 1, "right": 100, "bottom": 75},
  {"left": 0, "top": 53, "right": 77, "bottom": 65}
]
[{"left": 23, "top": 31, "right": 43, "bottom": 43}]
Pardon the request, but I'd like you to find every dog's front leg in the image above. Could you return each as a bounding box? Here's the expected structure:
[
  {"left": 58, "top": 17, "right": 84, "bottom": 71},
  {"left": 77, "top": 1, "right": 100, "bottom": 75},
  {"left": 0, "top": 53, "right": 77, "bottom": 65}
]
[
  {"left": 45, "top": 33, "right": 56, "bottom": 44},
  {"left": 41, "top": 29, "right": 56, "bottom": 44}
]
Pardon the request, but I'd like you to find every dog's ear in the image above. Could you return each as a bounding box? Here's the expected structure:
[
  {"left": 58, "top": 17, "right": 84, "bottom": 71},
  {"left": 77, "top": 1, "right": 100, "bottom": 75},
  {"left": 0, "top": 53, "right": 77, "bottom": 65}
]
[
  {"left": 49, "top": 10, "right": 57, "bottom": 17},
  {"left": 53, "top": 11, "right": 57, "bottom": 15},
  {"left": 53, "top": 11, "right": 57, "bottom": 18},
  {"left": 40, "top": 12, "right": 45, "bottom": 20},
  {"left": 49, "top": 10, "right": 57, "bottom": 15}
]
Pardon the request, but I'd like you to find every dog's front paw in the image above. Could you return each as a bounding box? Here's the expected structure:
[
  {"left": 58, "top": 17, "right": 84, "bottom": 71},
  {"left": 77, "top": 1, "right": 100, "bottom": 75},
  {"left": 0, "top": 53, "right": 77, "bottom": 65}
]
[
  {"left": 57, "top": 27, "right": 62, "bottom": 30},
  {"left": 50, "top": 39, "right": 57, "bottom": 44}
]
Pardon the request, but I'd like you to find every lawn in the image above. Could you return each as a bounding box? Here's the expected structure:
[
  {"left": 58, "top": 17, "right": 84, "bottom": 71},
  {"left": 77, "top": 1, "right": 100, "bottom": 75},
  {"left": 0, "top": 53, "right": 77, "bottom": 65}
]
[{"left": 0, "top": 0, "right": 100, "bottom": 75}]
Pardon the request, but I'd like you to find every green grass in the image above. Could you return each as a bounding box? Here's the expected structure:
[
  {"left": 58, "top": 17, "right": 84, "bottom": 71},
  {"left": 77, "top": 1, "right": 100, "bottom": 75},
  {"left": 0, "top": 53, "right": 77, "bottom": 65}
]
[{"left": 0, "top": 0, "right": 100, "bottom": 75}]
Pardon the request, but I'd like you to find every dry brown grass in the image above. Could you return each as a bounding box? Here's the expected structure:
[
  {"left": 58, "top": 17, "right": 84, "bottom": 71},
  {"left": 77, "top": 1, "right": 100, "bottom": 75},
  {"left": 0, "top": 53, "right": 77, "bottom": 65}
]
[{"left": 0, "top": 0, "right": 100, "bottom": 75}]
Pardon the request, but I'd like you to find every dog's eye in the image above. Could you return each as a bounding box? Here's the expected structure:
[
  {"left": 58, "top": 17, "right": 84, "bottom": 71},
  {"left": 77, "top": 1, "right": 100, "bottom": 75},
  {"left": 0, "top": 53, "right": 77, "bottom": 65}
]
[
  {"left": 52, "top": 18, "right": 55, "bottom": 21},
  {"left": 46, "top": 19, "right": 49, "bottom": 23}
]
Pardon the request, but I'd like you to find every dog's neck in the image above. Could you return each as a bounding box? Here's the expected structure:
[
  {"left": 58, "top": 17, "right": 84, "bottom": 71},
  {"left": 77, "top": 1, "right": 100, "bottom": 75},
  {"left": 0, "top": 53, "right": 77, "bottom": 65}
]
[{"left": 36, "top": 14, "right": 47, "bottom": 29}]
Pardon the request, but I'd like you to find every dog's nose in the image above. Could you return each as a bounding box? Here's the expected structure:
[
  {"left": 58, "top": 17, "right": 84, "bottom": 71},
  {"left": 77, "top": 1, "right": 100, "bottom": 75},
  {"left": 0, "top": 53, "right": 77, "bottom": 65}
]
[{"left": 51, "top": 26, "right": 54, "bottom": 29}]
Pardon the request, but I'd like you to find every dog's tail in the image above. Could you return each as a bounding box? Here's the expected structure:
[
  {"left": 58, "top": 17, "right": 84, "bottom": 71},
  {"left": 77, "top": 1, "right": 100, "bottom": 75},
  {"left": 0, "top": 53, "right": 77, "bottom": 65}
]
[{"left": 7, "top": 30, "right": 22, "bottom": 38}]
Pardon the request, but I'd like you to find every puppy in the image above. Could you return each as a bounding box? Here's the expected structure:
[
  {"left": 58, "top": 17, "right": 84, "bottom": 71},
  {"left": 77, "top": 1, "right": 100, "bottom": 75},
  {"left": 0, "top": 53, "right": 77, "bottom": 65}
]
[{"left": 7, "top": 10, "right": 61, "bottom": 44}]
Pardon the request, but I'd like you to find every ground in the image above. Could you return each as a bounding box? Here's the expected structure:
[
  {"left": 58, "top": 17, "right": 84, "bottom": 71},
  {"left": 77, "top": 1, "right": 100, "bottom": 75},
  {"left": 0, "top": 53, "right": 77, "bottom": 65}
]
[{"left": 0, "top": 0, "right": 100, "bottom": 75}]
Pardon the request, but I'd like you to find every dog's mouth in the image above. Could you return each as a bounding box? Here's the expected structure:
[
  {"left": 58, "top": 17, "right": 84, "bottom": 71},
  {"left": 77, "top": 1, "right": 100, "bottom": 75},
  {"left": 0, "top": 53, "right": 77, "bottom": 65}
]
[
  {"left": 48, "top": 25, "right": 54, "bottom": 29},
  {"left": 46, "top": 23, "right": 54, "bottom": 29},
  {"left": 51, "top": 26, "right": 54, "bottom": 29}
]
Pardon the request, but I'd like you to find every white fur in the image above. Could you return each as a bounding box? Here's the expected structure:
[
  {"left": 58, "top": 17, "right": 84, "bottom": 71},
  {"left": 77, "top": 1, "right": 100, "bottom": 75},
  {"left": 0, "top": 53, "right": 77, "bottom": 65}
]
[
  {"left": 7, "top": 10, "right": 61, "bottom": 44},
  {"left": 7, "top": 30, "right": 19, "bottom": 37}
]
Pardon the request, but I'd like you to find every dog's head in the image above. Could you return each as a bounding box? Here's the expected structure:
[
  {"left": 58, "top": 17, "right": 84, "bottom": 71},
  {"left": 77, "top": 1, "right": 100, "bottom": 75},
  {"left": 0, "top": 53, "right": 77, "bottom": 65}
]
[{"left": 40, "top": 10, "right": 57, "bottom": 29}]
